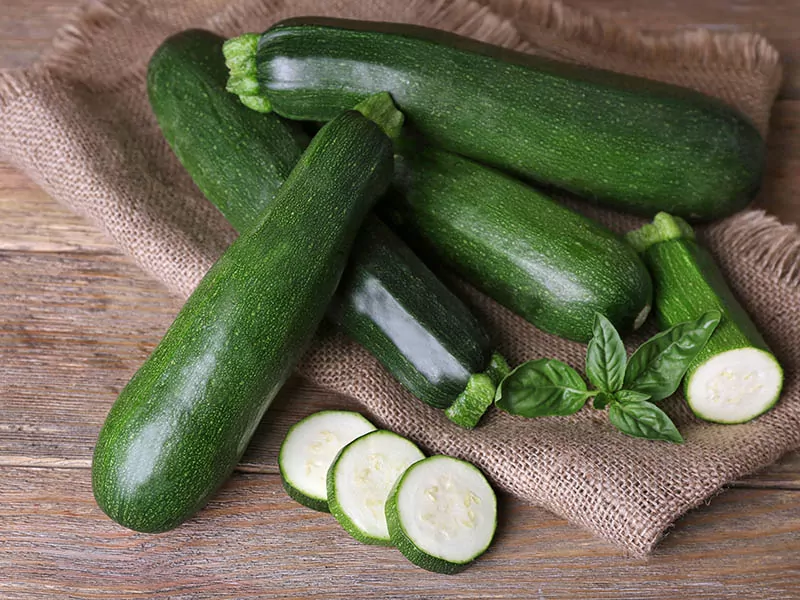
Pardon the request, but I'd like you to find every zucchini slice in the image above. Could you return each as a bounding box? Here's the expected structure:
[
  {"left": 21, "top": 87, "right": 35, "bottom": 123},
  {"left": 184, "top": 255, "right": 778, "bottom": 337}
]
[
  {"left": 385, "top": 455, "right": 497, "bottom": 574},
  {"left": 627, "top": 213, "right": 784, "bottom": 423},
  {"left": 279, "top": 411, "right": 376, "bottom": 512},
  {"left": 327, "top": 430, "right": 425, "bottom": 545}
]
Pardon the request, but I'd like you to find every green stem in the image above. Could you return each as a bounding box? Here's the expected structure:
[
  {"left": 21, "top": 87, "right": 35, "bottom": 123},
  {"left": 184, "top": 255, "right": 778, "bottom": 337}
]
[
  {"left": 445, "top": 352, "right": 510, "bottom": 429},
  {"left": 353, "top": 92, "right": 405, "bottom": 141},
  {"left": 626, "top": 212, "right": 695, "bottom": 254},
  {"left": 222, "top": 33, "right": 272, "bottom": 113}
]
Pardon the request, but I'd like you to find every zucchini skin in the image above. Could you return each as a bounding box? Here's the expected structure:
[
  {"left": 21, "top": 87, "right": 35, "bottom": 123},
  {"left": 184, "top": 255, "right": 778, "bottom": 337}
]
[
  {"left": 629, "top": 215, "right": 775, "bottom": 384},
  {"left": 148, "top": 30, "right": 495, "bottom": 409},
  {"left": 92, "top": 109, "right": 394, "bottom": 533},
  {"left": 253, "top": 18, "right": 764, "bottom": 220},
  {"left": 328, "top": 217, "right": 492, "bottom": 409},
  {"left": 384, "top": 145, "right": 653, "bottom": 343},
  {"left": 147, "top": 30, "right": 307, "bottom": 225}
]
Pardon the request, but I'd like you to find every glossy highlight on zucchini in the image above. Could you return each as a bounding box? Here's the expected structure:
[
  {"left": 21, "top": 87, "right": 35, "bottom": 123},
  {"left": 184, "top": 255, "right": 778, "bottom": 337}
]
[
  {"left": 228, "top": 18, "right": 764, "bottom": 220},
  {"left": 92, "top": 97, "right": 396, "bottom": 533},
  {"left": 150, "top": 29, "right": 508, "bottom": 414}
]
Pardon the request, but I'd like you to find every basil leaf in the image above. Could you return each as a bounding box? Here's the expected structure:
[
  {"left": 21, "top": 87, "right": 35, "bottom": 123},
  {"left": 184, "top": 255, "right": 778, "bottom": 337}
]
[
  {"left": 593, "top": 392, "right": 614, "bottom": 410},
  {"left": 623, "top": 310, "right": 721, "bottom": 401},
  {"left": 614, "top": 389, "right": 651, "bottom": 403},
  {"left": 586, "top": 313, "right": 627, "bottom": 392},
  {"left": 608, "top": 400, "right": 684, "bottom": 444},
  {"left": 495, "top": 358, "right": 593, "bottom": 418}
]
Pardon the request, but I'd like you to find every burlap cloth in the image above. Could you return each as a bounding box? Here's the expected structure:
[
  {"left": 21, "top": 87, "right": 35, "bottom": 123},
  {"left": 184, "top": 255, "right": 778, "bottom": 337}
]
[{"left": 1, "top": 0, "right": 798, "bottom": 557}]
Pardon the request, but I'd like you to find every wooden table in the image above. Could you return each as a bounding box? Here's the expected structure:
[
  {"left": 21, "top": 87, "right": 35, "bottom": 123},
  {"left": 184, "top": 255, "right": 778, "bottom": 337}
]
[{"left": 1, "top": 1, "right": 798, "bottom": 598}]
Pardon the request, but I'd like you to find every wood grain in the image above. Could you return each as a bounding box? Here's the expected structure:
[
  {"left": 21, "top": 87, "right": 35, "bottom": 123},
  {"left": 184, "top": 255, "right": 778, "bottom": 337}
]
[
  {"left": 1, "top": 0, "right": 799, "bottom": 598},
  {"left": 1, "top": 466, "right": 798, "bottom": 600}
]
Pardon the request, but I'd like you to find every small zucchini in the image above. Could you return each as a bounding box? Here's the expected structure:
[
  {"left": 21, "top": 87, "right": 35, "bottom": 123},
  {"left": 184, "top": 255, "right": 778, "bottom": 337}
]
[
  {"left": 149, "top": 30, "right": 508, "bottom": 419},
  {"left": 92, "top": 95, "right": 397, "bottom": 533},
  {"left": 627, "top": 213, "right": 784, "bottom": 423},
  {"left": 384, "top": 144, "right": 653, "bottom": 344},
  {"left": 227, "top": 18, "right": 765, "bottom": 220}
]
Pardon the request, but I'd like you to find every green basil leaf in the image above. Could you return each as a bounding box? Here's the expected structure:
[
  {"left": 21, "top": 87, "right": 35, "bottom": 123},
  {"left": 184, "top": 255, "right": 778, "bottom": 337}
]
[
  {"left": 623, "top": 310, "right": 721, "bottom": 401},
  {"left": 593, "top": 392, "right": 614, "bottom": 410},
  {"left": 614, "top": 389, "right": 651, "bottom": 403},
  {"left": 495, "top": 358, "right": 593, "bottom": 418},
  {"left": 608, "top": 400, "right": 684, "bottom": 444},
  {"left": 586, "top": 313, "right": 627, "bottom": 392}
]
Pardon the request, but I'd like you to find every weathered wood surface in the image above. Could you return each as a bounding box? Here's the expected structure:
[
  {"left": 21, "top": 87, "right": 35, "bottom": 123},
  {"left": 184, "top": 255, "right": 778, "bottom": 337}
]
[{"left": 1, "top": 1, "right": 799, "bottom": 598}]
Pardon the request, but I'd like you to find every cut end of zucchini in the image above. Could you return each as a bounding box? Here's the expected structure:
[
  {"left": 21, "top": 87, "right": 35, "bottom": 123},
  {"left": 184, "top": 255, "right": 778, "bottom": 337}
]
[
  {"left": 279, "top": 411, "right": 376, "bottom": 512},
  {"left": 687, "top": 347, "right": 783, "bottom": 424},
  {"left": 223, "top": 33, "right": 272, "bottom": 112},
  {"left": 445, "top": 353, "right": 510, "bottom": 429},
  {"left": 354, "top": 92, "right": 405, "bottom": 141},
  {"left": 445, "top": 374, "right": 495, "bottom": 429},
  {"left": 327, "top": 430, "right": 425, "bottom": 545},
  {"left": 626, "top": 212, "right": 695, "bottom": 254},
  {"left": 386, "top": 455, "right": 497, "bottom": 574}
]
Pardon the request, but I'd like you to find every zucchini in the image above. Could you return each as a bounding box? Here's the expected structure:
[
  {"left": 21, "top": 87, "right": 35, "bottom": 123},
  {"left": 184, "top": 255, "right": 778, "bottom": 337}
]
[
  {"left": 385, "top": 455, "right": 497, "bottom": 574},
  {"left": 627, "top": 213, "right": 784, "bottom": 423},
  {"left": 150, "top": 30, "right": 508, "bottom": 416},
  {"left": 385, "top": 144, "right": 653, "bottom": 343},
  {"left": 147, "top": 29, "right": 307, "bottom": 224},
  {"left": 91, "top": 95, "right": 397, "bottom": 533},
  {"left": 328, "top": 217, "right": 507, "bottom": 411},
  {"left": 279, "top": 411, "right": 376, "bottom": 512},
  {"left": 227, "top": 18, "right": 764, "bottom": 220},
  {"left": 327, "top": 429, "right": 425, "bottom": 545}
]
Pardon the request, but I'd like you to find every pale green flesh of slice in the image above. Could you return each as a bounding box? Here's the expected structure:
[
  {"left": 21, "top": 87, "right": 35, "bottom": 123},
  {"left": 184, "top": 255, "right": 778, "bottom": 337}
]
[
  {"left": 397, "top": 456, "right": 496, "bottom": 564},
  {"left": 281, "top": 411, "right": 376, "bottom": 501},
  {"left": 334, "top": 431, "right": 424, "bottom": 540},
  {"left": 687, "top": 347, "right": 783, "bottom": 423}
]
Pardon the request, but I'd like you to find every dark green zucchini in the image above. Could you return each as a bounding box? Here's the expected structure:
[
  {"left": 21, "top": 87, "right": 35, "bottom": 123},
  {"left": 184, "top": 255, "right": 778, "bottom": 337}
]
[
  {"left": 148, "top": 30, "right": 506, "bottom": 414},
  {"left": 383, "top": 143, "right": 653, "bottom": 343},
  {"left": 92, "top": 95, "right": 396, "bottom": 533},
  {"left": 225, "top": 18, "right": 764, "bottom": 220}
]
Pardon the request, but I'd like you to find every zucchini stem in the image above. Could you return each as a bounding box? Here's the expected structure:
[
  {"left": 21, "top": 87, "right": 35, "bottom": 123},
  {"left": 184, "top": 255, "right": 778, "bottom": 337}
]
[
  {"left": 626, "top": 212, "right": 695, "bottom": 254},
  {"left": 223, "top": 33, "right": 272, "bottom": 112},
  {"left": 353, "top": 92, "right": 405, "bottom": 141},
  {"left": 445, "top": 352, "right": 510, "bottom": 429}
]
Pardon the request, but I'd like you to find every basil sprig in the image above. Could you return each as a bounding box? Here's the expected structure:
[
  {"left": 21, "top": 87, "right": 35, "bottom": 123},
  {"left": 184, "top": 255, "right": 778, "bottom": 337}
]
[{"left": 495, "top": 311, "right": 721, "bottom": 443}]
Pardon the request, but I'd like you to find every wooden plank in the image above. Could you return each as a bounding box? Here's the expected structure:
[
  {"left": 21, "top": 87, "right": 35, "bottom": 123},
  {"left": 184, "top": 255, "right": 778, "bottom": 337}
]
[
  {"left": 567, "top": 0, "right": 800, "bottom": 99},
  {"left": 0, "top": 466, "right": 798, "bottom": 599},
  {"left": 0, "top": 0, "right": 79, "bottom": 68}
]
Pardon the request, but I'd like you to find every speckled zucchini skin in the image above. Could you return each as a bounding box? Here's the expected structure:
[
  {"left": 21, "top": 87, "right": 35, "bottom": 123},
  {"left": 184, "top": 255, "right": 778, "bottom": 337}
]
[
  {"left": 328, "top": 217, "right": 492, "bottom": 409},
  {"left": 91, "top": 109, "right": 394, "bottom": 533},
  {"left": 147, "top": 30, "right": 500, "bottom": 410},
  {"left": 630, "top": 215, "right": 771, "bottom": 377},
  {"left": 384, "top": 146, "right": 653, "bottom": 343},
  {"left": 254, "top": 18, "right": 764, "bottom": 220},
  {"left": 147, "top": 30, "right": 307, "bottom": 224}
]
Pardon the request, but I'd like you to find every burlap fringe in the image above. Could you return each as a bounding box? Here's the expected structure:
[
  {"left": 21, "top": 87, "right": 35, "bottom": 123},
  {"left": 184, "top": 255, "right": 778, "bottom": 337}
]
[
  {"left": 478, "top": 0, "right": 782, "bottom": 74},
  {"left": 41, "top": 0, "right": 134, "bottom": 72},
  {"left": 16, "top": 0, "right": 782, "bottom": 84},
  {"left": 709, "top": 210, "right": 800, "bottom": 284}
]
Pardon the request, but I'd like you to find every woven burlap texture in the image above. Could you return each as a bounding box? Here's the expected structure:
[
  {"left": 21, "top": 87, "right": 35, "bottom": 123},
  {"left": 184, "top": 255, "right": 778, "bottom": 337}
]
[{"left": 0, "top": 0, "right": 798, "bottom": 556}]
